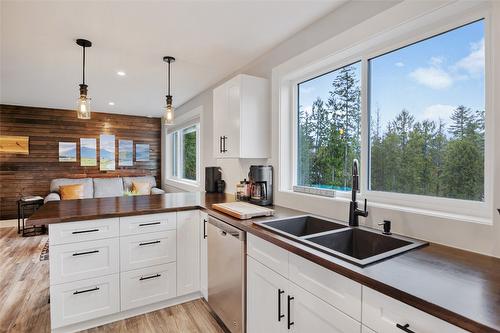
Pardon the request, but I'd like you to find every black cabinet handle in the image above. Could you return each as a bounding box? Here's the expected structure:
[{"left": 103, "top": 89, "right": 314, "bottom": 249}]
[
  {"left": 139, "top": 240, "right": 161, "bottom": 246},
  {"left": 73, "top": 287, "right": 99, "bottom": 295},
  {"left": 73, "top": 250, "right": 99, "bottom": 256},
  {"left": 278, "top": 289, "right": 285, "bottom": 322},
  {"left": 287, "top": 295, "right": 294, "bottom": 329},
  {"left": 139, "top": 273, "right": 161, "bottom": 281},
  {"left": 72, "top": 229, "right": 99, "bottom": 234},
  {"left": 139, "top": 221, "right": 161, "bottom": 227},
  {"left": 219, "top": 136, "right": 223, "bottom": 153},
  {"left": 222, "top": 136, "right": 227, "bottom": 153},
  {"left": 397, "top": 323, "right": 415, "bottom": 333},
  {"left": 203, "top": 219, "right": 207, "bottom": 239}
]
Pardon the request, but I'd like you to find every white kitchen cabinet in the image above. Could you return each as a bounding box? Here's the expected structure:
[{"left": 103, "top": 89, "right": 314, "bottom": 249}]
[
  {"left": 213, "top": 74, "right": 270, "bottom": 159},
  {"left": 176, "top": 210, "right": 200, "bottom": 296},
  {"left": 288, "top": 281, "right": 361, "bottom": 333},
  {"left": 200, "top": 211, "right": 208, "bottom": 300},
  {"left": 120, "top": 230, "right": 176, "bottom": 271},
  {"left": 247, "top": 256, "right": 288, "bottom": 333}
]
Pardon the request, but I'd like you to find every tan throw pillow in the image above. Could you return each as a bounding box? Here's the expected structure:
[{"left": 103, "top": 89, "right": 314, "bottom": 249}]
[
  {"left": 132, "top": 181, "right": 151, "bottom": 195},
  {"left": 59, "top": 184, "right": 84, "bottom": 200}
]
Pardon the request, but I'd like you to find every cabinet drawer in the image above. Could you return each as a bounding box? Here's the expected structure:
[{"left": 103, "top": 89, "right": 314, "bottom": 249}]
[
  {"left": 49, "top": 218, "right": 119, "bottom": 245},
  {"left": 121, "top": 263, "right": 177, "bottom": 311},
  {"left": 247, "top": 233, "right": 288, "bottom": 278},
  {"left": 120, "top": 231, "right": 176, "bottom": 271},
  {"left": 289, "top": 253, "right": 361, "bottom": 321},
  {"left": 120, "top": 212, "right": 176, "bottom": 236},
  {"left": 50, "top": 238, "right": 119, "bottom": 285},
  {"left": 362, "top": 287, "right": 467, "bottom": 333},
  {"left": 50, "top": 274, "right": 119, "bottom": 329}
]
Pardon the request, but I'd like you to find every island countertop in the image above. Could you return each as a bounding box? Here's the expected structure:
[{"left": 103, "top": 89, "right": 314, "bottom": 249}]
[{"left": 28, "top": 192, "right": 500, "bottom": 332}]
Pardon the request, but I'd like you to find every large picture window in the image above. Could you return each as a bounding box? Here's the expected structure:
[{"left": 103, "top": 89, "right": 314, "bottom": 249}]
[
  {"left": 369, "top": 20, "right": 485, "bottom": 201},
  {"left": 297, "top": 62, "right": 361, "bottom": 192},
  {"left": 169, "top": 123, "right": 200, "bottom": 183}
]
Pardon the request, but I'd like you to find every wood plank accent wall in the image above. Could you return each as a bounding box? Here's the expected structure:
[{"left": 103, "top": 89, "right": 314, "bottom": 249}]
[{"left": 0, "top": 104, "right": 162, "bottom": 220}]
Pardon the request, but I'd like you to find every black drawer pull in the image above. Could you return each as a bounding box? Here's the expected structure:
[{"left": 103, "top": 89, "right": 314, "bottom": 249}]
[
  {"left": 72, "top": 229, "right": 99, "bottom": 234},
  {"left": 139, "top": 273, "right": 161, "bottom": 281},
  {"left": 287, "top": 295, "right": 294, "bottom": 329},
  {"left": 278, "top": 289, "right": 284, "bottom": 322},
  {"left": 139, "top": 240, "right": 161, "bottom": 246},
  {"left": 139, "top": 222, "right": 161, "bottom": 227},
  {"left": 73, "top": 250, "right": 99, "bottom": 256},
  {"left": 397, "top": 323, "right": 415, "bottom": 333},
  {"left": 73, "top": 287, "right": 99, "bottom": 295}
]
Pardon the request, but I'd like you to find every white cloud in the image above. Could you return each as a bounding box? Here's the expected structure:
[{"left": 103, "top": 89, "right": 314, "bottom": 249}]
[
  {"left": 422, "top": 104, "right": 455, "bottom": 122},
  {"left": 409, "top": 66, "right": 453, "bottom": 89},
  {"left": 395, "top": 62, "right": 405, "bottom": 67},
  {"left": 430, "top": 56, "right": 444, "bottom": 66},
  {"left": 455, "top": 38, "right": 484, "bottom": 76}
]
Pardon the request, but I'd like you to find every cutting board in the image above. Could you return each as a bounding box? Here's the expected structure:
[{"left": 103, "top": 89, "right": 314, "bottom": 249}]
[{"left": 212, "top": 202, "right": 274, "bottom": 220}]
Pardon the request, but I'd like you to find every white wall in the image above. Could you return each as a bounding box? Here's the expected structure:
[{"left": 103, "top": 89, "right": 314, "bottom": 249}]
[{"left": 172, "top": 0, "right": 500, "bottom": 258}]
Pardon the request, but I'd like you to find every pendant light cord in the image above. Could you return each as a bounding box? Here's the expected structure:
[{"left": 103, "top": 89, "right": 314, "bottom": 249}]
[
  {"left": 167, "top": 60, "right": 171, "bottom": 96},
  {"left": 82, "top": 46, "right": 86, "bottom": 85}
]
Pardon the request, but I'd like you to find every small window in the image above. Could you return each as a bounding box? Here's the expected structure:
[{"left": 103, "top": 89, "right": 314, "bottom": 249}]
[
  {"left": 169, "top": 123, "right": 199, "bottom": 183},
  {"left": 368, "top": 20, "right": 485, "bottom": 201},
  {"left": 297, "top": 61, "right": 361, "bottom": 193}
]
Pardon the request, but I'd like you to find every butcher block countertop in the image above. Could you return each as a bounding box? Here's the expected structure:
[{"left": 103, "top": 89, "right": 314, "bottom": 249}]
[{"left": 28, "top": 192, "right": 500, "bottom": 332}]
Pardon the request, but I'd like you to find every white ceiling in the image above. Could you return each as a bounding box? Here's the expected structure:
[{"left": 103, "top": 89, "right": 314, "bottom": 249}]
[{"left": 0, "top": 1, "right": 344, "bottom": 117}]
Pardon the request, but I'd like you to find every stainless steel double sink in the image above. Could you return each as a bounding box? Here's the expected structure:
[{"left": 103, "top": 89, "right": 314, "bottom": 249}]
[{"left": 255, "top": 216, "right": 427, "bottom": 267}]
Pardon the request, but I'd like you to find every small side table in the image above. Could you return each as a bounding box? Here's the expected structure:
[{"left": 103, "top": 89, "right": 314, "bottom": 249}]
[{"left": 17, "top": 198, "right": 45, "bottom": 236}]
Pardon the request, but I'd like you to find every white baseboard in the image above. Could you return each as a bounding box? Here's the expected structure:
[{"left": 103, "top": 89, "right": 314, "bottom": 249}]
[{"left": 52, "top": 292, "right": 202, "bottom": 333}]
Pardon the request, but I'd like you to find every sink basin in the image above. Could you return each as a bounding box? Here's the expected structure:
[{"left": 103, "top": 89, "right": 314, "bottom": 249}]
[
  {"left": 258, "top": 216, "right": 345, "bottom": 237},
  {"left": 304, "top": 228, "right": 427, "bottom": 266}
]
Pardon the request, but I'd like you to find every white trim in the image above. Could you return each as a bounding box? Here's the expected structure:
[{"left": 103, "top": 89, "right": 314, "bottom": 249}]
[{"left": 275, "top": 1, "right": 493, "bottom": 224}]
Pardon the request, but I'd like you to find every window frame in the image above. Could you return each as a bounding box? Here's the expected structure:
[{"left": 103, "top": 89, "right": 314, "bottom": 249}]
[
  {"left": 168, "top": 123, "right": 200, "bottom": 185},
  {"left": 285, "top": 4, "right": 492, "bottom": 223}
]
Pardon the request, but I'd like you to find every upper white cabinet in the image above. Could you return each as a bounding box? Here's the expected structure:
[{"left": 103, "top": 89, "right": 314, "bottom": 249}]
[{"left": 213, "top": 74, "right": 270, "bottom": 159}]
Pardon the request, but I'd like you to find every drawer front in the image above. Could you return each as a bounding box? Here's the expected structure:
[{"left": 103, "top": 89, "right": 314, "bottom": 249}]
[
  {"left": 49, "top": 218, "right": 119, "bottom": 245},
  {"left": 289, "top": 253, "right": 362, "bottom": 321},
  {"left": 50, "top": 274, "right": 120, "bottom": 329},
  {"left": 362, "top": 287, "right": 467, "bottom": 333},
  {"left": 50, "top": 238, "right": 119, "bottom": 285},
  {"left": 247, "top": 233, "right": 289, "bottom": 278},
  {"left": 121, "top": 263, "right": 177, "bottom": 311},
  {"left": 120, "top": 212, "right": 176, "bottom": 236},
  {"left": 120, "top": 231, "right": 176, "bottom": 271}
]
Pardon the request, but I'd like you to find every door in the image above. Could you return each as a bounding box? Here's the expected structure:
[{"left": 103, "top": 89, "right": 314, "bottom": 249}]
[
  {"left": 247, "top": 256, "right": 288, "bottom": 333},
  {"left": 224, "top": 80, "right": 241, "bottom": 158},
  {"left": 213, "top": 84, "right": 227, "bottom": 158},
  {"left": 287, "top": 281, "right": 361, "bottom": 333},
  {"left": 176, "top": 210, "right": 200, "bottom": 296},
  {"left": 200, "top": 212, "right": 208, "bottom": 300}
]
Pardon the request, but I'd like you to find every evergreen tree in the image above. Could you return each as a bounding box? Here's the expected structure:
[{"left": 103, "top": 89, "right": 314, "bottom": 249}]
[{"left": 449, "top": 105, "right": 473, "bottom": 139}]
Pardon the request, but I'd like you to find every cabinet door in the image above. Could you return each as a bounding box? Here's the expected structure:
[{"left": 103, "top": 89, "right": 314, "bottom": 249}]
[
  {"left": 288, "top": 281, "right": 361, "bottom": 333},
  {"left": 176, "top": 210, "right": 200, "bottom": 296},
  {"left": 200, "top": 211, "right": 208, "bottom": 300},
  {"left": 213, "top": 84, "right": 227, "bottom": 158},
  {"left": 223, "top": 80, "right": 241, "bottom": 158},
  {"left": 247, "top": 256, "right": 288, "bottom": 333}
]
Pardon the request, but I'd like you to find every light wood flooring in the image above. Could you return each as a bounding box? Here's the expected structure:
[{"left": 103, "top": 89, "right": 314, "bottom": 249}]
[{"left": 0, "top": 227, "right": 225, "bottom": 333}]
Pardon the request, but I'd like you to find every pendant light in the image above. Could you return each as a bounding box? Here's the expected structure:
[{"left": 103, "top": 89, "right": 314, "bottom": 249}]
[
  {"left": 76, "top": 39, "right": 92, "bottom": 119},
  {"left": 163, "top": 56, "right": 175, "bottom": 125}
]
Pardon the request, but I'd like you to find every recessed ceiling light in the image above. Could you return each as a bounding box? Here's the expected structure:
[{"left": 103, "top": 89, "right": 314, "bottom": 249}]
[
  {"left": 108, "top": 102, "right": 115, "bottom": 106},
  {"left": 117, "top": 71, "right": 126, "bottom": 76}
]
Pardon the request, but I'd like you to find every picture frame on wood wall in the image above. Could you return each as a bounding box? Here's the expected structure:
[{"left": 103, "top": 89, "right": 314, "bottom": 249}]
[
  {"left": 136, "top": 144, "right": 150, "bottom": 161},
  {"left": 100, "top": 134, "right": 115, "bottom": 171},
  {"left": 58, "top": 142, "right": 77, "bottom": 162},
  {"left": 80, "top": 138, "right": 97, "bottom": 166},
  {"left": 119, "top": 140, "right": 133, "bottom": 166}
]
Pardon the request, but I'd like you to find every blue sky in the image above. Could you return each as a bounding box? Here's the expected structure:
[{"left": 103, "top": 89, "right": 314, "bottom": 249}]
[{"left": 299, "top": 19, "right": 485, "bottom": 133}]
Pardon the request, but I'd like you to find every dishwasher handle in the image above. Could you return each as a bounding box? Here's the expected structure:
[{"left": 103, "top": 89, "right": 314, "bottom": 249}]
[{"left": 208, "top": 216, "right": 245, "bottom": 241}]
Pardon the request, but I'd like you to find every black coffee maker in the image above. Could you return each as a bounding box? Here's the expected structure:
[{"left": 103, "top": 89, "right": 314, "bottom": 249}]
[
  {"left": 205, "top": 167, "right": 225, "bottom": 193},
  {"left": 248, "top": 165, "right": 273, "bottom": 206}
]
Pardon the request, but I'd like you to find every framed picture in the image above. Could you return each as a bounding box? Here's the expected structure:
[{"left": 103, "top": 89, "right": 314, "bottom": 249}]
[
  {"left": 80, "top": 138, "right": 97, "bottom": 166},
  {"left": 100, "top": 134, "right": 115, "bottom": 171},
  {"left": 59, "top": 142, "right": 77, "bottom": 162},
  {"left": 119, "top": 139, "right": 133, "bottom": 166},
  {"left": 136, "top": 144, "right": 150, "bottom": 161}
]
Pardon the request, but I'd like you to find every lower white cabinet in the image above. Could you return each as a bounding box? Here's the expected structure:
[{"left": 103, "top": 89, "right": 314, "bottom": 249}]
[
  {"left": 50, "top": 274, "right": 120, "bottom": 329},
  {"left": 247, "top": 256, "right": 288, "bottom": 333},
  {"left": 120, "top": 230, "right": 176, "bottom": 271},
  {"left": 200, "top": 211, "right": 208, "bottom": 300},
  {"left": 121, "top": 263, "right": 177, "bottom": 311},
  {"left": 176, "top": 210, "right": 200, "bottom": 296},
  {"left": 362, "top": 287, "right": 466, "bottom": 333}
]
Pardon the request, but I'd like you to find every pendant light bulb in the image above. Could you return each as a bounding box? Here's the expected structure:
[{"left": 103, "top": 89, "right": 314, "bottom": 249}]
[
  {"left": 163, "top": 56, "right": 175, "bottom": 126},
  {"left": 76, "top": 39, "right": 92, "bottom": 119}
]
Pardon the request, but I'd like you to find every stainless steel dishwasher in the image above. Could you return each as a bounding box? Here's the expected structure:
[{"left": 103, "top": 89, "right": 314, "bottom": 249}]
[{"left": 207, "top": 216, "right": 246, "bottom": 333}]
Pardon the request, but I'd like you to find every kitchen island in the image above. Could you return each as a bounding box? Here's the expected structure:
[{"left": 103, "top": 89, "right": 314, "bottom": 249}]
[{"left": 28, "top": 192, "right": 500, "bottom": 333}]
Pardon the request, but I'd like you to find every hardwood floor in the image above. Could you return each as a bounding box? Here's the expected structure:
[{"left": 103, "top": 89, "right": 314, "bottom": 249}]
[{"left": 0, "top": 227, "right": 225, "bottom": 333}]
